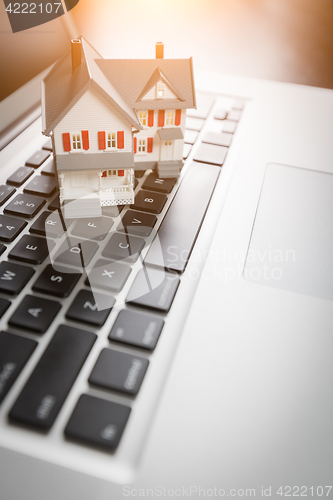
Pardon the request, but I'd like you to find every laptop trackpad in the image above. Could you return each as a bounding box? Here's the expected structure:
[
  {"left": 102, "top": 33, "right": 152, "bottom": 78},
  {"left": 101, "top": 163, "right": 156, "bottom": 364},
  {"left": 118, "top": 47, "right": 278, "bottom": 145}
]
[{"left": 244, "top": 163, "right": 333, "bottom": 300}]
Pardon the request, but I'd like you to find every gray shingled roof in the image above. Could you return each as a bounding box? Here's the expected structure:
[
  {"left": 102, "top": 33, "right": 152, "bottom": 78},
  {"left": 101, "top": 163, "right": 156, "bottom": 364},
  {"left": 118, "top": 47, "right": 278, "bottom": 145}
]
[
  {"left": 95, "top": 58, "right": 196, "bottom": 111},
  {"left": 42, "top": 37, "right": 196, "bottom": 135},
  {"left": 42, "top": 37, "right": 142, "bottom": 135},
  {"left": 158, "top": 128, "right": 184, "bottom": 140}
]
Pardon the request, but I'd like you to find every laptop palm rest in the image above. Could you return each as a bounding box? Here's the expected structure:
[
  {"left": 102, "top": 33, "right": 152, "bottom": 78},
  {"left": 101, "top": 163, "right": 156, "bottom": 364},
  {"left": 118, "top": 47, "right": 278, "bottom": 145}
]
[{"left": 244, "top": 163, "right": 333, "bottom": 301}]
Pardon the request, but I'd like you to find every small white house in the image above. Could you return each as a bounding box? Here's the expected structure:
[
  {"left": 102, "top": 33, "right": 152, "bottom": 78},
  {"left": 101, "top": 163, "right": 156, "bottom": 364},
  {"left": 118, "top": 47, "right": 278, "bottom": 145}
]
[{"left": 42, "top": 37, "right": 196, "bottom": 217}]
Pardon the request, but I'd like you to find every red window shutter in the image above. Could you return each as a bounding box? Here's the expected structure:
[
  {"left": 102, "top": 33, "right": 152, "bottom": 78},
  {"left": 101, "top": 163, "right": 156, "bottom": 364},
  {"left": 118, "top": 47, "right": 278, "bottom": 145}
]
[
  {"left": 117, "top": 131, "right": 124, "bottom": 149},
  {"left": 158, "top": 110, "right": 165, "bottom": 127},
  {"left": 148, "top": 110, "right": 154, "bottom": 127},
  {"left": 147, "top": 137, "right": 153, "bottom": 153},
  {"left": 62, "top": 132, "right": 71, "bottom": 152},
  {"left": 118, "top": 170, "right": 124, "bottom": 176},
  {"left": 102, "top": 171, "right": 107, "bottom": 177},
  {"left": 133, "top": 136, "right": 137, "bottom": 154},
  {"left": 82, "top": 130, "right": 89, "bottom": 150},
  {"left": 98, "top": 131, "right": 106, "bottom": 150},
  {"left": 175, "top": 109, "right": 181, "bottom": 126}
]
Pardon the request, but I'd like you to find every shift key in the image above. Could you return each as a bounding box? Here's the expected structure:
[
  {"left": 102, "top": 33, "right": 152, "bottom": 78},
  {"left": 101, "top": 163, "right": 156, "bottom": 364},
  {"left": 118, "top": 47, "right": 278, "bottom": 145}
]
[{"left": 9, "top": 325, "right": 96, "bottom": 430}]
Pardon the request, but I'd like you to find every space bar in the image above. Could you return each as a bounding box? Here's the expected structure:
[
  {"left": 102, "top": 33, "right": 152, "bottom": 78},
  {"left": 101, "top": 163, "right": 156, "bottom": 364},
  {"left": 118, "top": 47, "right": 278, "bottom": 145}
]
[{"left": 144, "top": 162, "right": 220, "bottom": 273}]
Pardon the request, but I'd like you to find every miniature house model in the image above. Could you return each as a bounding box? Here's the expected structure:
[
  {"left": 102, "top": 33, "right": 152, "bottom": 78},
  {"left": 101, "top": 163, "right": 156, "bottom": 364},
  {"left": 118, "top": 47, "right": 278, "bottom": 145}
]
[{"left": 42, "top": 37, "right": 196, "bottom": 218}]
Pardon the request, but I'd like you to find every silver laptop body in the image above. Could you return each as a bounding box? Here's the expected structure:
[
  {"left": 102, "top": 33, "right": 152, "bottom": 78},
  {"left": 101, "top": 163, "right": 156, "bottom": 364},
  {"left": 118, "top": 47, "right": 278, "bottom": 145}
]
[{"left": 0, "top": 10, "right": 332, "bottom": 500}]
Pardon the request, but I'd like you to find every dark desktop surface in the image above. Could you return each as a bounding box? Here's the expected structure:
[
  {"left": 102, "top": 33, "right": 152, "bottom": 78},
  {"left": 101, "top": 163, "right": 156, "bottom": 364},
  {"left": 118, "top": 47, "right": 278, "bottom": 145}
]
[{"left": 1, "top": 0, "right": 333, "bottom": 104}]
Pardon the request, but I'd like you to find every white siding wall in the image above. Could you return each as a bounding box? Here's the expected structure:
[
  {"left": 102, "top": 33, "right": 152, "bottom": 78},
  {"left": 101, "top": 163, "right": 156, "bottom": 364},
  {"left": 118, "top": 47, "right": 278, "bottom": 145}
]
[
  {"left": 61, "top": 170, "right": 130, "bottom": 200},
  {"left": 54, "top": 87, "right": 133, "bottom": 156},
  {"left": 134, "top": 109, "right": 186, "bottom": 165},
  {"left": 141, "top": 81, "right": 178, "bottom": 100},
  {"left": 62, "top": 171, "right": 99, "bottom": 197}
]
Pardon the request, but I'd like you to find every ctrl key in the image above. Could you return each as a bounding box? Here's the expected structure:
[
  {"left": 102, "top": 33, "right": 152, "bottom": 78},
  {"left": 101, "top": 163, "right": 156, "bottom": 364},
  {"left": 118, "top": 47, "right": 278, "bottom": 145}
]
[{"left": 65, "top": 394, "right": 131, "bottom": 451}]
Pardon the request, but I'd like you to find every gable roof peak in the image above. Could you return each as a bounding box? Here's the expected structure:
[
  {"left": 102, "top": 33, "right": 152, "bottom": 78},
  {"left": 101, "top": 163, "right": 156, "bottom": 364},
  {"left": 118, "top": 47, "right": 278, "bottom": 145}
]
[{"left": 136, "top": 67, "right": 184, "bottom": 102}]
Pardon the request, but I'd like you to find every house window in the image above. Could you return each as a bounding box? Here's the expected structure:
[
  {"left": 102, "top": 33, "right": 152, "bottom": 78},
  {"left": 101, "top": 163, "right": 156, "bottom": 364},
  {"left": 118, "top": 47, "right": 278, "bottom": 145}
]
[
  {"left": 165, "top": 110, "right": 175, "bottom": 126},
  {"left": 138, "top": 139, "right": 146, "bottom": 153},
  {"left": 108, "top": 170, "right": 117, "bottom": 176},
  {"left": 156, "top": 82, "right": 164, "bottom": 99},
  {"left": 72, "top": 133, "right": 82, "bottom": 150},
  {"left": 138, "top": 111, "right": 148, "bottom": 126},
  {"left": 107, "top": 132, "right": 117, "bottom": 149}
]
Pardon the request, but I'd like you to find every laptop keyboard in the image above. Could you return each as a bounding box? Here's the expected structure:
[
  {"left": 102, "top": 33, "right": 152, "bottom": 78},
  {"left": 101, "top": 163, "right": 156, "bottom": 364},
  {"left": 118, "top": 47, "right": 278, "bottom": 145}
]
[{"left": 0, "top": 93, "right": 245, "bottom": 456}]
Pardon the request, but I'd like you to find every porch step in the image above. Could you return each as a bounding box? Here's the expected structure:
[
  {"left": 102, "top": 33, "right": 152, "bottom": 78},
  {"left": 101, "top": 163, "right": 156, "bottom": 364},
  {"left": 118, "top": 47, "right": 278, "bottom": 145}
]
[
  {"left": 62, "top": 195, "right": 101, "bottom": 219},
  {"left": 156, "top": 160, "right": 183, "bottom": 179}
]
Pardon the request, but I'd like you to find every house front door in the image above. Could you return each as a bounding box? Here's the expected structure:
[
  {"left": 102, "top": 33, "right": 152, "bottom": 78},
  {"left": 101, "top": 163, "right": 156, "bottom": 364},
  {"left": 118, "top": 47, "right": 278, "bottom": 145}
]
[
  {"left": 71, "top": 172, "right": 87, "bottom": 187},
  {"left": 160, "top": 140, "right": 174, "bottom": 161}
]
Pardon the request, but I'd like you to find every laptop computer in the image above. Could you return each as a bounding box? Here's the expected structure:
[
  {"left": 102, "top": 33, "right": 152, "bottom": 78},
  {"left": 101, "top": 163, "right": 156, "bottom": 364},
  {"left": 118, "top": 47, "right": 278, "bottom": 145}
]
[{"left": 0, "top": 4, "right": 332, "bottom": 500}]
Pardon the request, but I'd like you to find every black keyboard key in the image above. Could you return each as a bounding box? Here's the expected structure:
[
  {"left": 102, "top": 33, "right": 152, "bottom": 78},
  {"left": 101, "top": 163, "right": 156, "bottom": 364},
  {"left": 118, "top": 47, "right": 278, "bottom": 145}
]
[
  {"left": 134, "top": 170, "right": 146, "bottom": 178},
  {"left": 184, "top": 129, "right": 198, "bottom": 145},
  {"left": 0, "top": 298, "right": 11, "bottom": 318},
  {"left": 187, "top": 94, "right": 214, "bottom": 119},
  {"left": 101, "top": 205, "right": 124, "bottom": 218},
  {"left": 86, "top": 259, "right": 131, "bottom": 293},
  {"left": 109, "top": 309, "right": 164, "bottom": 350},
  {"left": 48, "top": 195, "right": 60, "bottom": 211},
  {"left": 9, "top": 294, "right": 61, "bottom": 333},
  {"left": 41, "top": 157, "right": 56, "bottom": 176},
  {"left": 32, "top": 264, "right": 81, "bottom": 298},
  {"left": 126, "top": 268, "right": 180, "bottom": 312},
  {"left": 131, "top": 190, "right": 167, "bottom": 214},
  {"left": 0, "top": 185, "right": 16, "bottom": 205},
  {"left": 42, "top": 138, "right": 53, "bottom": 151},
  {"left": 65, "top": 394, "right": 130, "bottom": 451},
  {"left": 89, "top": 348, "right": 149, "bottom": 396},
  {"left": 4, "top": 193, "right": 46, "bottom": 218},
  {"left": 193, "top": 144, "right": 228, "bottom": 166},
  {"left": 53, "top": 238, "right": 98, "bottom": 270},
  {"left": 7, "top": 167, "right": 34, "bottom": 187},
  {"left": 227, "top": 109, "right": 242, "bottom": 121},
  {"left": 9, "top": 235, "right": 51, "bottom": 265},
  {"left": 66, "top": 290, "right": 114, "bottom": 326},
  {"left": 214, "top": 109, "right": 228, "bottom": 120},
  {"left": 30, "top": 210, "right": 72, "bottom": 238},
  {"left": 25, "top": 150, "right": 50, "bottom": 168},
  {"left": 0, "top": 244, "right": 6, "bottom": 256},
  {"left": 183, "top": 143, "right": 191, "bottom": 160},
  {"left": 202, "top": 131, "right": 232, "bottom": 147},
  {"left": 142, "top": 173, "right": 176, "bottom": 194},
  {"left": 221, "top": 119, "right": 237, "bottom": 134},
  {"left": 0, "top": 215, "right": 27, "bottom": 242},
  {"left": 9, "top": 325, "right": 96, "bottom": 430},
  {"left": 102, "top": 233, "right": 144, "bottom": 263},
  {"left": 0, "top": 262, "right": 35, "bottom": 295},
  {"left": 24, "top": 175, "right": 56, "bottom": 197},
  {"left": 145, "top": 162, "right": 220, "bottom": 272},
  {"left": 0, "top": 331, "right": 37, "bottom": 405},
  {"left": 185, "top": 117, "right": 204, "bottom": 131},
  {"left": 117, "top": 210, "right": 156, "bottom": 237},
  {"left": 232, "top": 99, "right": 245, "bottom": 110},
  {"left": 71, "top": 217, "right": 114, "bottom": 241}
]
